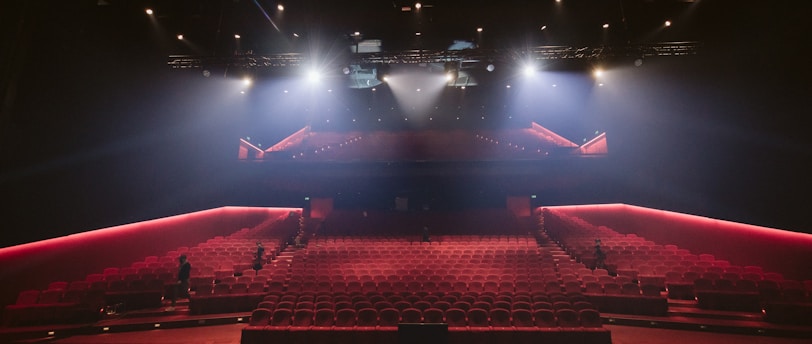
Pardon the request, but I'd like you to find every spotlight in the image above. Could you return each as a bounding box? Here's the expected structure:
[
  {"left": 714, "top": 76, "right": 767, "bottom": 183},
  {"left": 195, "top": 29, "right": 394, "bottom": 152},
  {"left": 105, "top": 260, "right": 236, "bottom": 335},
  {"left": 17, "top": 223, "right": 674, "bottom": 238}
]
[
  {"left": 486, "top": 64, "right": 495, "bottom": 72},
  {"left": 277, "top": 4, "right": 284, "bottom": 11},
  {"left": 664, "top": 20, "right": 672, "bottom": 27},
  {"left": 476, "top": 27, "right": 483, "bottom": 33},
  {"left": 176, "top": 34, "right": 184, "bottom": 40},
  {"left": 602, "top": 23, "right": 609, "bottom": 29},
  {"left": 307, "top": 69, "right": 321, "bottom": 83},
  {"left": 522, "top": 64, "right": 536, "bottom": 77},
  {"left": 234, "top": 34, "right": 241, "bottom": 39},
  {"left": 445, "top": 73, "right": 455, "bottom": 81},
  {"left": 540, "top": 25, "right": 547, "bottom": 31},
  {"left": 145, "top": 8, "right": 153, "bottom": 15},
  {"left": 415, "top": 2, "right": 422, "bottom": 10},
  {"left": 593, "top": 68, "right": 604, "bottom": 78},
  {"left": 243, "top": 77, "right": 253, "bottom": 86}
]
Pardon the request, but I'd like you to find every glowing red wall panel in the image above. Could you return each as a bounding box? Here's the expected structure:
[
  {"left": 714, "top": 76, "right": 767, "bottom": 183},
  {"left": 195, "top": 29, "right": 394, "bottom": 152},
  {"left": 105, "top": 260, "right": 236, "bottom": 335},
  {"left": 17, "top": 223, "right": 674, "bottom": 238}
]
[
  {"left": 310, "top": 198, "right": 334, "bottom": 219},
  {"left": 507, "top": 196, "right": 531, "bottom": 217},
  {"left": 0, "top": 207, "right": 301, "bottom": 307},
  {"left": 544, "top": 204, "right": 812, "bottom": 280}
]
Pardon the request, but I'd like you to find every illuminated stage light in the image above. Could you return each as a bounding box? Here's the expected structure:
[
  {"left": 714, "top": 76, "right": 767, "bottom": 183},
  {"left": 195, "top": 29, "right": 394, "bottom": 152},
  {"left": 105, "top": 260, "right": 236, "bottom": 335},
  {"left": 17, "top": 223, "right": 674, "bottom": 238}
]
[
  {"left": 522, "top": 64, "right": 536, "bottom": 77},
  {"left": 234, "top": 34, "right": 241, "bottom": 39},
  {"left": 415, "top": 2, "right": 422, "bottom": 10},
  {"left": 593, "top": 68, "right": 604, "bottom": 78},
  {"left": 176, "top": 34, "right": 184, "bottom": 40},
  {"left": 145, "top": 9, "right": 153, "bottom": 15},
  {"left": 486, "top": 64, "right": 495, "bottom": 72},
  {"left": 664, "top": 20, "right": 672, "bottom": 27},
  {"left": 540, "top": 25, "right": 547, "bottom": 31},
  {"left": 445, "top": 73, "right": 455, "bottom": 81},
  {"left": 602, "top": 23, "right": 609, "bottom": 29},
  {"left": 277, "top": 4, "right": 284, "bottom": 11},
  {"left": 476, "top": 27, "right": 483, "bottom": 33},
  {"left": 242, "top": 77, "right": 253, "bottom": 86},
  {"left": 415, "top": 32, "right": 422, "bottom": 36},
  {"left": 307, "top": 69, "right": 322, "bottom": 83}
]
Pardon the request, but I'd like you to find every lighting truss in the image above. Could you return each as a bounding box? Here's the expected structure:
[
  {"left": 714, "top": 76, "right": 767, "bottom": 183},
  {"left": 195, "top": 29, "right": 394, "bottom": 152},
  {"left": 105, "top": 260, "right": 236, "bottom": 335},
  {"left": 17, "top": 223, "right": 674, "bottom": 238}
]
[{"left": 167, "top": 42, "right": 699, "bottom": 70}]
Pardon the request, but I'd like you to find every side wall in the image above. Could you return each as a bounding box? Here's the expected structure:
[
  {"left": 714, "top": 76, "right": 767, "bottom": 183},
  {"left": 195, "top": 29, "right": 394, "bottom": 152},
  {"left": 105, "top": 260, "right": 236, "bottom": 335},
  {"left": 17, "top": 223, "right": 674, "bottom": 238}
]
[
  {"left": 544, "top": 204, "right": 812, "bottom": 281},
  {"left": 0, "top": 207, "right": 300, "bottom": 307}
]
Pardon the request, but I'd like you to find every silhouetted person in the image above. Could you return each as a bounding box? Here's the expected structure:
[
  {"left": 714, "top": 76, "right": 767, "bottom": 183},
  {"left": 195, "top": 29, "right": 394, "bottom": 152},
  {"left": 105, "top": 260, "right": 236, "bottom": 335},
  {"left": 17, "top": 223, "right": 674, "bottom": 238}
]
[
  {"left": 167, "top": 254, "right": 191, "bottom": 311},
  {"left": 422, "top": 226, "right": 431, "bottom": 243},
  {"left": 253, "top": 241, "right": 265, "bottom": 272},
  {"left": 594, "top": 239, "right": 606, "bottom": 270}
]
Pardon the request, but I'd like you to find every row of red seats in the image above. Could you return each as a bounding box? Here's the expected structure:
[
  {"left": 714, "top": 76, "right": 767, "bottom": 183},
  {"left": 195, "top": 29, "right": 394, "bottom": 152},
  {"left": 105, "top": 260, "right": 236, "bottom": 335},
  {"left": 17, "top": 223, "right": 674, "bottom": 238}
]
[
  {"left": 313, "top": 235, "right": 535, "bottom": 242},
  {"left": 249, "top": 306, "right": 602, "bottom": 328},
  {"left": 259, "top": 290, "right": 578, "bottom": 304},
  {"left": 241, "top": 307, "right": 610, "bottom": 344}
]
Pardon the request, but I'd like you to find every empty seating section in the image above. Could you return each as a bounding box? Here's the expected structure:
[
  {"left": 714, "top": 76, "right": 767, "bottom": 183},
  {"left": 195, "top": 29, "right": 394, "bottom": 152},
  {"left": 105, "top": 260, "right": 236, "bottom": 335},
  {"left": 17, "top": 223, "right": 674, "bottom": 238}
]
[
  {"left": 241, "top": 234, "right": 611, "bottom": 344},
  {"left": 541, "top": 208, "right": 812, "bottom": 322},
  {"left": 2, "top": 219, "right": 295, "bottom": 326}
]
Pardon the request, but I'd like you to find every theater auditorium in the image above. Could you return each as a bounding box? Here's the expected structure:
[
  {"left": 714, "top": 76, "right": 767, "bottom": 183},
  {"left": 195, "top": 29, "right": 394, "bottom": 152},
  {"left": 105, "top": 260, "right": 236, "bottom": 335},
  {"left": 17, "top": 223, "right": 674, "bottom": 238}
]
[{"left": 1, "top": 1, "right": 811, "bottom": 343}]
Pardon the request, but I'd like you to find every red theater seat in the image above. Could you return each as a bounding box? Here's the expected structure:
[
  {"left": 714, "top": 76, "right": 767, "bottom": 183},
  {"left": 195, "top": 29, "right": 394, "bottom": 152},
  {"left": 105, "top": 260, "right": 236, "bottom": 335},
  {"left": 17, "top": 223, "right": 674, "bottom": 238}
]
[
  {"left": 264, "top": 308, "right": 292, "bottom": 343},
  {"left": 579, "top": 309, "right": 603, "bottom": 328},
  {"left": 378, "top": 308, "right": 400, "bottom": 327},
  {"left": 533, "top": 309, "right": 556, "bottom": 327},
  {"left": 292, "top": 308, "right": 315, "bottom": 326},
  {"left": 242, "top": 308, "right": 272, "bottom": 344},
  {"left": 423, "top": 308, "right": 445, "bottom": 323},
  {"left": 556, "top": 308, "right": 580, "bottom": 327},
  {"left": 401, "top": 307, "right": 423, "bottom": 323},
  {"left": 490, "top": 308, "right": 512, "bottom": 328}
]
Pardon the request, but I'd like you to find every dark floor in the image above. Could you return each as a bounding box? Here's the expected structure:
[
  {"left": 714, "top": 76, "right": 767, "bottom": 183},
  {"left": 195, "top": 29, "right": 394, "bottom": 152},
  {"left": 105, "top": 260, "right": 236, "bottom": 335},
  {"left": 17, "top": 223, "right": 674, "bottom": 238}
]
[
  {"left": 6, "top": 298, "right": 811, "bottom": 343},
  {"left": 42, "top": 323, "right": 812, "bottom": 344}
]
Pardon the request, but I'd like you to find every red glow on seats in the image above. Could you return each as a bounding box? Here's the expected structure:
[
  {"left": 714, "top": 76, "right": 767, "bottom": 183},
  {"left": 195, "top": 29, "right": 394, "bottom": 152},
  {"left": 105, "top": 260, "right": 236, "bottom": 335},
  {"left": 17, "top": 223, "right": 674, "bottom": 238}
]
[{"left": 542, "top": 204, "right": 812, "bottom": 280}]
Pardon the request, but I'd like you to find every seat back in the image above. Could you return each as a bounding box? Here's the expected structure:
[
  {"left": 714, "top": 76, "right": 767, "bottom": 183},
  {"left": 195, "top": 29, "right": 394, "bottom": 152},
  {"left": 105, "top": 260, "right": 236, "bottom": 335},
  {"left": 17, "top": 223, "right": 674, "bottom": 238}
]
[{"left": 249, "top": 308, "right": 272, "bottom": 326}]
